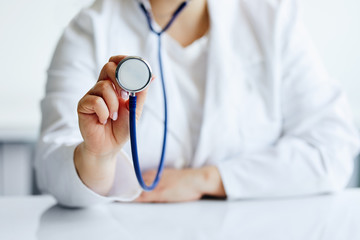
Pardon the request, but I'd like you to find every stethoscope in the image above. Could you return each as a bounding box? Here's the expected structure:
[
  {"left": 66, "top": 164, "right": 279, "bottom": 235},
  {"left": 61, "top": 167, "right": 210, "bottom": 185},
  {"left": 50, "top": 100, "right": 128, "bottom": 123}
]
[{"left": 115, "top": 1, "right": 189, "bottom": 191}]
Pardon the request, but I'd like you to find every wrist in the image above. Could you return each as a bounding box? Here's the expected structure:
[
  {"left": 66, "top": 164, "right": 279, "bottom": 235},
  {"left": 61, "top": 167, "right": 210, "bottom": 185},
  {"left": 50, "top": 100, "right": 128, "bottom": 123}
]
[
  {"left": 80, "top": 142, "right": 119, "bottom": 162},
  {"left": 197, "top": 165, "right": 226, "bottom": 198},
  {"left": 74, "top": 142, "right": 118, "bottom": 196},
  {"left": 75, "top": 142, "right": 118, "bottom": 178}
]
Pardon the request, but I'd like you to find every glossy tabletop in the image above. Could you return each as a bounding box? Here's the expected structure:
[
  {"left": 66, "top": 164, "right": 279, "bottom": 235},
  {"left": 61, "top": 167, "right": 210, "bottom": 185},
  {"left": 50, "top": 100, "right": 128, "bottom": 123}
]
[{"left": 1, "top": 189, "right": 360, "bottom": 240}]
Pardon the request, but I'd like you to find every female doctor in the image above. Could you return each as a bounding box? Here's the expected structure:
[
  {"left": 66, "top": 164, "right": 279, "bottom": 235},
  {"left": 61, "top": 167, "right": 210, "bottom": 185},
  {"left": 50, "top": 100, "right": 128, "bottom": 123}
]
[{"left": 36, "top": 0, "right": 360, "bottom": 207}]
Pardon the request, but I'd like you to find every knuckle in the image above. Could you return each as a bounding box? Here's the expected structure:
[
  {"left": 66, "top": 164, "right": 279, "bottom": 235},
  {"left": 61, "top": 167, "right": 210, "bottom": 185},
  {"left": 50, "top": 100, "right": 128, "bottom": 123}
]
[
  {"left": 77, "top": 96, "right": 88, "bottom": 111},
  {"left": 97, "top": 80, "right": 109, "bottom": 91},
  {"left": 108, "top": 56, "right": 116, "bottom": 62},
  {"left": 93, "top": 96, "right": 103, "bottom": 107},
  {"left": 98, "top": 81, "right": 116, "bottom": 96},
  {"left": 104, "top": 62, "right": 113, "bottom": 72}
]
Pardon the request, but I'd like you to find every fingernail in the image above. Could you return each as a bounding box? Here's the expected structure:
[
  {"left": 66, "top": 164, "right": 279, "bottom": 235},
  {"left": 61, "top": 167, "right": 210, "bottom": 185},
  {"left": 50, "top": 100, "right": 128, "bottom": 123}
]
[
  {"left": 121, "top": 90, "right": 129, "bottom": 100},
  {"left": 103, "top": 119, "right": 107, "bottom": 125},
  {"left": 112, "top": 112, "right": 118, "bottom": 121}
]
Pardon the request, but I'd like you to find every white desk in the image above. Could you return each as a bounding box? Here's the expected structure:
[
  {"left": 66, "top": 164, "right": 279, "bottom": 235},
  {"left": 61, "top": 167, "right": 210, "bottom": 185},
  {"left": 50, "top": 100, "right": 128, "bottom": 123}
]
[{"left": 1, "top": 189, "right": 360, "bottom": 240}]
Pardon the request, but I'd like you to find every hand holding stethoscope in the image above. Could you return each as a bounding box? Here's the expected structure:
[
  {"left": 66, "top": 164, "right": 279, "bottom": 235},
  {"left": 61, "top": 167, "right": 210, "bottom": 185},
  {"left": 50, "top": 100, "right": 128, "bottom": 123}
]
[
  {"left": 75, "top": 1, "right": 189, "bottom": 193},
  {"left": 76, "top": 55, "right": 152, "bottom": 195}
]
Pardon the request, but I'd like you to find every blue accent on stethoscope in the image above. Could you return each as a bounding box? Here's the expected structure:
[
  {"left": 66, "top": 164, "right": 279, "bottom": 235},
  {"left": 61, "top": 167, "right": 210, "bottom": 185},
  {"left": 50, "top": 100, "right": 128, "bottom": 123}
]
[{"left": 127, "top": 2, "right": 188, "bottom": 191}]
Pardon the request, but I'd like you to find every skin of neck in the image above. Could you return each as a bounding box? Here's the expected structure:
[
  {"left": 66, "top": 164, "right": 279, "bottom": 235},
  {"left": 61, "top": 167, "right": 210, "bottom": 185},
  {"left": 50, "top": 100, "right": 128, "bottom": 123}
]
[{"left": 148, "top": 0, "right": 209, "bottom": 47}]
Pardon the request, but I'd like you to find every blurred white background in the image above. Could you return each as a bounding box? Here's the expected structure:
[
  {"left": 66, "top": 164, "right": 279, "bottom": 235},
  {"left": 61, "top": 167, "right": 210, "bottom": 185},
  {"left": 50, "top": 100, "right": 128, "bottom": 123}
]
[
  {"left": 0, "top": 0, "right": 359, "bottom": 194},
  {"left": 0, "top": 0, "right": 95, "bottom": 141},
  {"left": 0, "top": 0, "right": 359, "bottom": 140}
]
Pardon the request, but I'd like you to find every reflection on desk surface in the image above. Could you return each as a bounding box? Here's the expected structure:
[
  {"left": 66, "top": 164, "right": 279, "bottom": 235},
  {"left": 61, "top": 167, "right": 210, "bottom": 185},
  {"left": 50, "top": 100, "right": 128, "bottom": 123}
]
[{"left": 1, "top": 189, "right": 360, "bottom": 240}]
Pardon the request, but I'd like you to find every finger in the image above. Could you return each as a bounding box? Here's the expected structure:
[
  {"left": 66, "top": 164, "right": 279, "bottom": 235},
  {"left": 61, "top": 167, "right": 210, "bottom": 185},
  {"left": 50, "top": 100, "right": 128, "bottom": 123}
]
[
  {"left": 98, "top": 55, "right": 127, "bottom": 85},
  {"left": 130, "top": 75, "right": 156, "bottom": 119},
  {"left": 142, "top": 170, "right": 157, "bottom": 185},
  {"left": 98, "top": 61, "right": 132, "bottom": 101},
  {"left": 108, "top": 55, "right": 127, "bottom": 65},
  {"left": 128, "top": 87, "right": 150, "bottom": 121},
  {"left": 98, "top": 55, "right": 126, "bottom": 91},
  {"left": 120, "top": 89, "right": 129, "bottom": 100},
  {"left": 135, "top": 171, "right": 163, "bottom": 203},
  {"left": 135, "top": 192, "right": 158, "bottom": 203},
  {"left": 89, "top": 80, "right": 119, "bottom": 121},
  {"left": 98, "top": 61, "right": 119, "bottom": 87},
  {"left": 78, "top": 95, "right": 110, "bottom": 124},
  {"left": 135, "top": 193, "right": 146, "bottom": 202}
]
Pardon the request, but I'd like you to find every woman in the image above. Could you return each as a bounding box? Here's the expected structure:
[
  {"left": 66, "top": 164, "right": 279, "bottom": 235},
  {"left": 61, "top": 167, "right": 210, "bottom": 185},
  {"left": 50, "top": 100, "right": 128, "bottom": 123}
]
[{"left": 36, "top": 0, "right": 359, "bottom": 207}]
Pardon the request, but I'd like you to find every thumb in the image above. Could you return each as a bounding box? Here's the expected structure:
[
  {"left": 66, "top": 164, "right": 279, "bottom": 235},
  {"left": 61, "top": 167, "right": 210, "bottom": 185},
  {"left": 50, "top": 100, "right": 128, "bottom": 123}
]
[
  {"left": 130, "top": 88, "right": 149, "bottom": 121},
  {"left": 135, "top": 75, "right": 155, "bottom": 112},
  {"left": 125, "top": 76, "right": 155, "bottom": 121}
]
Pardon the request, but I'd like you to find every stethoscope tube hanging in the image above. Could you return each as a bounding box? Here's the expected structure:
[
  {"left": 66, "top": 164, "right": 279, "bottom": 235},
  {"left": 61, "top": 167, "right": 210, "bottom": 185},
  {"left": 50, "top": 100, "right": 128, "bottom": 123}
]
[{"left": 115, "top": 2, "right": 188, "bottom": 191}]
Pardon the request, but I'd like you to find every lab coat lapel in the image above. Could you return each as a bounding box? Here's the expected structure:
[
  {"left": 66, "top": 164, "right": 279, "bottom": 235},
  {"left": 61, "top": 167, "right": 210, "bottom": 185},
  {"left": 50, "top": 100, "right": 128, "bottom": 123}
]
[
  {"left": 192, "top": 0, "right": 262, "bottom": 167},
  {"left": 191, "top": 0, "right": 239, "bottom": 167}
]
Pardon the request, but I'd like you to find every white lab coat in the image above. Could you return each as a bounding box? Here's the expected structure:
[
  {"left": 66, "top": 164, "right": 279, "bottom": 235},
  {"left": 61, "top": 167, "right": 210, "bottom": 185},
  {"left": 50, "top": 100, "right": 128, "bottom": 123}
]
[{"left": 35, "top": 0, "right": 360, "bottom": 207}]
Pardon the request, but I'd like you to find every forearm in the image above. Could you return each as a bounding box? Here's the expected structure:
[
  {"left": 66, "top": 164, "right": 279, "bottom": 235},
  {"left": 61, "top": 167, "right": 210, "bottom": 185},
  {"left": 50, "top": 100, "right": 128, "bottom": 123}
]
[{"left": 74, "top": 142, "right": 118, "bottom": 196}]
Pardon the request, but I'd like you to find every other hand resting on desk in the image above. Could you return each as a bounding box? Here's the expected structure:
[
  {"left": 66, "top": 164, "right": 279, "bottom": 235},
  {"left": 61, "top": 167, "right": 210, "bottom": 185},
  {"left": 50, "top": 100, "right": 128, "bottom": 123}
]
[{"left": 136, "top": 166, "right": 226, "bottom": 203}]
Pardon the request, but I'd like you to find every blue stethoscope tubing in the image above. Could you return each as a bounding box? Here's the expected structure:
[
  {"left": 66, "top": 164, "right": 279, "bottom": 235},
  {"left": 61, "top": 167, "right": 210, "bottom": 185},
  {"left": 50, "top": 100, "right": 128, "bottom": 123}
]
[{"left": 128, "top": 1, "right": 188, "bottom": 191}]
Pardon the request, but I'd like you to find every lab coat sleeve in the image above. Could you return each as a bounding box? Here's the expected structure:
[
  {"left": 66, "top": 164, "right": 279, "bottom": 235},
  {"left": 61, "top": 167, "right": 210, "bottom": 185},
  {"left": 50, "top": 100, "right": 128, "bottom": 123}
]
[
  {"left": 216, "top": 0, "right": 360, "bottom": 199},
  {"left": 35, "top": 7, "right": 141, "bottom": 207}
]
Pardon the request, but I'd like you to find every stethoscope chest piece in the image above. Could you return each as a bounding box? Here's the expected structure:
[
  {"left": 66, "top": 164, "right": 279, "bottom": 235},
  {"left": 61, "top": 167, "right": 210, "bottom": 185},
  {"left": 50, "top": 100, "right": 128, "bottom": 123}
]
[
  {"left": 115, "top": 56, "right": 164, "bottom": 191},
  {"left": 115, "top": 56, "right": 152, "bottom": 94}
]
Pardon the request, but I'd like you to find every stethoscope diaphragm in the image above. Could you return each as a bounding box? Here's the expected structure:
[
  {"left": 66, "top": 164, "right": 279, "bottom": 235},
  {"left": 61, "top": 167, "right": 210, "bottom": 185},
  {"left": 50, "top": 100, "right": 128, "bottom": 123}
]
[{"left": 115, "top": 56, "right": 152, "bottom": 94}]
